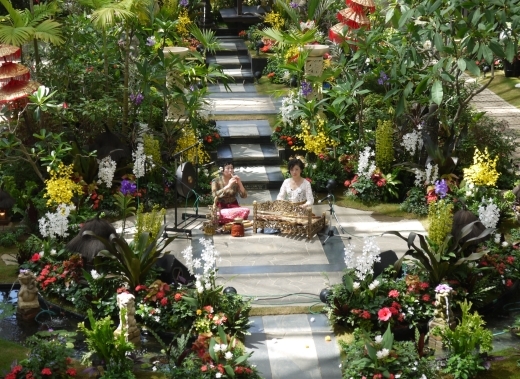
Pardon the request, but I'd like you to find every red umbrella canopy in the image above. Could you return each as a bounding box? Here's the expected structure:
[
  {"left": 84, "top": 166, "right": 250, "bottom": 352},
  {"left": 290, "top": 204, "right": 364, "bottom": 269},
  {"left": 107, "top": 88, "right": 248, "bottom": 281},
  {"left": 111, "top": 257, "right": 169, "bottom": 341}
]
[
  {"left": 0, "top": 79, "right": 40, "bottom": 104},
  {"left": 0, "top": 62, "right": 30, "bottom": 85},
  {"left": 337, "top": 8, "right": 370, "bottom": 29},
  {"left": 0, "top": 44, "right": 21, "bottom": 62},
  {"left": 346, "top": 0, "right": 376, "bottom": 14}
]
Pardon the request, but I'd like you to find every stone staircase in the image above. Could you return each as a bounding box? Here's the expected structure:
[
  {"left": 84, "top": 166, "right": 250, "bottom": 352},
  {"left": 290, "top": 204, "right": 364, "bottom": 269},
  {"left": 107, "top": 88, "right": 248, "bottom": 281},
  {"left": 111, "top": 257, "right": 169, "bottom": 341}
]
[{"left": 206, "top": 35, "right": 285, "bottom": 205}]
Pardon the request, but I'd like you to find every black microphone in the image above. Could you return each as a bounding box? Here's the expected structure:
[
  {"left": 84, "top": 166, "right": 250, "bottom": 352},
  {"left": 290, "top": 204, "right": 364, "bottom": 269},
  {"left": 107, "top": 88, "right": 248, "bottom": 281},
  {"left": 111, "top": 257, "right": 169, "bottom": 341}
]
[{"left": 318, "top": 194, "right": 332, "bottom": 203}]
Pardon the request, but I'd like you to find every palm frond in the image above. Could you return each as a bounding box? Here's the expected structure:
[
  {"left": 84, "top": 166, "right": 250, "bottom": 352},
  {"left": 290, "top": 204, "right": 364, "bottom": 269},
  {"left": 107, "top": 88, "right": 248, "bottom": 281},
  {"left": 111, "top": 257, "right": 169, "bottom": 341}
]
[
  {"left": 91, "top": 7, "right": 135, "bottom": 29},
  {"left": 188, "top": 24, "right": 220, "bottom": 55},
  {"left": 0, "top": 0, "right": 25, "bottom": 27},
  {"left": 0, "top": 25, "right": 33, "bottom": 46},
  {"left": 33, "top": 20, "right": 64, "bottom": 45},
  {"left": 314, "top": 0, "right": 335, "bottom": 24},
  {"left": 275, "top": 0, "right": 299, "bottom": 26}
]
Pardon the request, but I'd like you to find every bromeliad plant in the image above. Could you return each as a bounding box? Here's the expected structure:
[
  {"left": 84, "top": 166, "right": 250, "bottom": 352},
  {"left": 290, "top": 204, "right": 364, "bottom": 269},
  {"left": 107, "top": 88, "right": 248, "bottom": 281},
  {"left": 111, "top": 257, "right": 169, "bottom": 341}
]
[
  {"left": 85, "top": 224, "right": 175, "bottom": 291},
  {"left": 384, "top": 221, "right": 493, "bottom": 286}
]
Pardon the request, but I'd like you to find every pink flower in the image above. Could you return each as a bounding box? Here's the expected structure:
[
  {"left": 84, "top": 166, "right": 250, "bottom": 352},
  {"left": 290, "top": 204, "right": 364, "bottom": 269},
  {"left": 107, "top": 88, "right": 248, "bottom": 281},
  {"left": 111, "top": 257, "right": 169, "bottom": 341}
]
[
  {"left": 388, "top": 290, "right": 399, "bottom": 298},
  {"left": 160, "top": 297, "right": 168, "bottom": 306},
  {"left": 30, "top": 253, "right": 40, "bottom": 262},
  {"left": 378, "top": 307, "right": 392, "bottom": 321},
  {"left": 422, "top": 294, "right": 430, "bottom": 302}
]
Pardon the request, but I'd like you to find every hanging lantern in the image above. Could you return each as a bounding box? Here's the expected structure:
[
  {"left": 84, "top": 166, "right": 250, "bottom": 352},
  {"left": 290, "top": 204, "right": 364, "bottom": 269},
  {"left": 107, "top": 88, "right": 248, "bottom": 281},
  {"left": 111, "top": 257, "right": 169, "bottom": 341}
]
[{"left": 329, "top": 23, "right": 348, "bottom": 43}]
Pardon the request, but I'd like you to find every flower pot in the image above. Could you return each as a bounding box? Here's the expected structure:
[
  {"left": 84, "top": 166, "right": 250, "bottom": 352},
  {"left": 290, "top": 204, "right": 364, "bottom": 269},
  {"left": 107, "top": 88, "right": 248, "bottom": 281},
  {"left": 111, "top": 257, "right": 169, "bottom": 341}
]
[{"left": 302, "top": 44, "right": 329, "bottom": 57}]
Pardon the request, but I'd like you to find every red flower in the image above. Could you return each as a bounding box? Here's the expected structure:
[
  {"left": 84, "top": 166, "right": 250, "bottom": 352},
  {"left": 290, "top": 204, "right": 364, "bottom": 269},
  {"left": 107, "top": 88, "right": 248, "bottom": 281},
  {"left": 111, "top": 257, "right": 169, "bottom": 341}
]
[
  {"left": 360, "top": 310, "right": 371, "bottom": 319},
  {"left": 507, "top": 256, "right": 515, "bottom": 264},
  {"left": 378, "top": 307, "right": 392, "bottom": 321},
  {"left": 66, "top": 368, "right": 77, "bottom": 376},
  {"left": 305, "top": 177, "right": 312, "bottom": 182},
  {"left": 135, "top": 285, "right": 148, "bottom": 292},
  {"left": 117, "top": 287, "right": 128, "bottom": 294},
  {"left": 267, "top": 72, "right": 275, "bottom": 78},
  {"left": 506, "top": 279, "right": 513, "bottom": 287},
  {"left": 419, "top": 282, "right": 429, "bottom": 289},
  {"left": 217, "top": 364, "right": 225, "bottom": 374},
  {"left": 388, "top": 306, "right": 398, "bottom": 316},
  {"left": 391, "top": 301, "right": 401, "bottom": 310},
  {"left": 62, "top": 102, "right": 68, "bottom": 109},
  {"left": 388, "top": 290, "right": 399, "bottom": 298},
  {"left": 344, "top": 180, "right": 351, "bottom": 187},
  {"left": 235, "top": 366, "right": 244, "bottom": 374},
  {"left": 160, "top": 297, "right": 168, "bottom": 306},
  {"left": 174, "top": 293, "right": 182, "bottom": 302},
  {"left": 31, "top": 253, "right": 40, "bottom": 262},
  {"left": 203, "top": 305, "right": 214, "bottom": 314},
  {"left": 5, "top": 373, "right": 16, "bottom": 379},
  {"left": 41, "top": 368, "right": 52, "bottom": 375},
  {"left": 156, "top": 291, "right": 165, "bottom": 299},
  {"left": 26, "top": 372, "right": 34, "bottom": 379},
  {"left": 201, "top": 365, "right": 208, "bottom": 372},
  {"left": 422, "top": 294, "right": 431, "bottom": 302},
  {"left": 12, "top": 365, "right": 23, "bottom": 374}
]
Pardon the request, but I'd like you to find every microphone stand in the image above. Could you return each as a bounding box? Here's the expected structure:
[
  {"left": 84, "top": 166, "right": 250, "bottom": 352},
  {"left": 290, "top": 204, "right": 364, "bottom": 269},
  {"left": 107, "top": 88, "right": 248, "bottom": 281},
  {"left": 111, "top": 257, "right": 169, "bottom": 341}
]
[{"left": 322, "top": 194, "right": 347, "bottom": 245}]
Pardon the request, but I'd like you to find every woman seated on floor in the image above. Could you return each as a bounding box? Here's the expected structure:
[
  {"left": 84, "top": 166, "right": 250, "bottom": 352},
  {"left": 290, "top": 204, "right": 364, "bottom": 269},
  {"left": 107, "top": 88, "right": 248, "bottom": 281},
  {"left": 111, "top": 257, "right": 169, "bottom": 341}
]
[
  {"left": 277, "top": 158, "right": 314, "bottom": 207},
  {"left": 211, "top": 161, "right": 250, "bottom": 224}
]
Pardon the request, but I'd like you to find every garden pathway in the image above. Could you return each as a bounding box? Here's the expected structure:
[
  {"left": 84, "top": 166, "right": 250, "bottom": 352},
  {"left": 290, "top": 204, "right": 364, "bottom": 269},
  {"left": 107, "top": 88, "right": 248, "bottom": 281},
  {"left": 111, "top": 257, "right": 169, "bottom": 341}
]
[{"left": 466, "top": 77, "right": 520, "bottom": 159}]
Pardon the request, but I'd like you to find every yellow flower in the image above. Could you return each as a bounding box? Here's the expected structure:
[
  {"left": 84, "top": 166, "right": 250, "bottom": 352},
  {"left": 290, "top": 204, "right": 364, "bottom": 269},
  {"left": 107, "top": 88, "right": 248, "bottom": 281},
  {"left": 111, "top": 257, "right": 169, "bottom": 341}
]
[
  {"left": 175, "top": 127, "right": 210, "bottom": 163},
  {"left": 44, "top": 163, "right": 83, "bottom": 207},
  {"left": 264, "top": 11, "right": 285, "bottom": 30},
  {"left": 176, "top": 8, "right": 191, "bottom": 38},
  {"left": 463, "top": 147, "right": 500, "bottom": 187},
  {"left": 196, "top": 309, "right": 202, "bottom": 315}
]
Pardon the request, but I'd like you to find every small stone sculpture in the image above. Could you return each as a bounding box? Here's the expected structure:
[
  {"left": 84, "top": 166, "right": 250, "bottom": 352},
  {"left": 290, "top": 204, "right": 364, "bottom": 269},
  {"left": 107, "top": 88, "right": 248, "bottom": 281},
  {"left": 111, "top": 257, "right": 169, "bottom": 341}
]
[
  {"left": 17, "top": 270, "right": 40, "bottom": 322},
  {"left": 428, "top": 284, "right": 455, "bottom": 356},
  {"left": 114, "top": 292, "right": 141, "bottom": 347}
]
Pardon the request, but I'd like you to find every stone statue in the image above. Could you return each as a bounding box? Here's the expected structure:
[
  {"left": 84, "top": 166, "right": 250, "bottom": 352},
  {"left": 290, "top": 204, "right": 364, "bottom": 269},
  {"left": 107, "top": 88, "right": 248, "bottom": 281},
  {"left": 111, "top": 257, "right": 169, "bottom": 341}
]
[
  {"left": 114, "top": 292, "right": 141, "bottom": 347},
  {"left": 17, "top": 270, "right": 40, "bottom": 322},
  {"left": 428, "top": 284, "right": 455, "bottom": 356}
]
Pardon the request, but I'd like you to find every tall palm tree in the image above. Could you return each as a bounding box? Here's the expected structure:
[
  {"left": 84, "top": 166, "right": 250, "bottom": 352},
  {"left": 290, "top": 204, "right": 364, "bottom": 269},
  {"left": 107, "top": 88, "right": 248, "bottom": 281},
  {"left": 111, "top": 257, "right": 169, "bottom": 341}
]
[
  {"left": 0, "top": 0, "right": 64, "bottom": 71},
  {"left": 81, "top": 0, "right": 153, "bottom": 134}
]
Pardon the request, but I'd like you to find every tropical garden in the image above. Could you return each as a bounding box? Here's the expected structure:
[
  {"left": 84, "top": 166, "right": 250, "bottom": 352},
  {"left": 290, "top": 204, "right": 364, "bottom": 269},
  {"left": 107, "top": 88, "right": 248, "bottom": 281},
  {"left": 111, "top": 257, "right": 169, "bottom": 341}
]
[{"left": 1, "top": 0, "right": 520, "bottom": 377}]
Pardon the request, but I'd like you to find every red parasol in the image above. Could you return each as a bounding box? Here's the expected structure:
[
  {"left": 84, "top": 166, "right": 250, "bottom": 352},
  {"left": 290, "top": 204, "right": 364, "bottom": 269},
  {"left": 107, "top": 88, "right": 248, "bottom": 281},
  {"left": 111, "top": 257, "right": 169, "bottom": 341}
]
[
  {"left": 0, "top": 44, "right": 21, "bottom": 62},
  {"left": 0, "top": 62, "right": 30, "bottom": 85},
  {"left": 346, "top": 0, "right": 376, "bottom": 14},
  {"left": 329, "top": 23, "right": 348, "bottom": 43},
  {"left": 337, "top": 8, "right": 370, "bottom": 29},
  {"left": 0, "top": 79, "right": 40, "bottom": 104}
]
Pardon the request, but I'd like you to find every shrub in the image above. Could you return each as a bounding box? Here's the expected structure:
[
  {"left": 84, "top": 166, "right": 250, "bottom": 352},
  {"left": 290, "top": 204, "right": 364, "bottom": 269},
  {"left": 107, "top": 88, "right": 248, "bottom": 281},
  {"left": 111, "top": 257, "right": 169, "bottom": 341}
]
[
  {"left": 400, "top": 187, "right": 428, "bottom": 216},
  {"left": 375, "top": 119, "right": 394, "bottom": 173},
  {"left": 428, "top": 199, "right": 453, "bottom": 246}
]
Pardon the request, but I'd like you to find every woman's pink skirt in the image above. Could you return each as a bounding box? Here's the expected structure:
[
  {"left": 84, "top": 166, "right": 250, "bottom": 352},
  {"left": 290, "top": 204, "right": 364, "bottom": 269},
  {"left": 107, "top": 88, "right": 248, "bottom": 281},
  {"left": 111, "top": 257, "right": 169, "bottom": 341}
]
[{"left": 216, "top": 201, "right": 250, "bottom": 224}]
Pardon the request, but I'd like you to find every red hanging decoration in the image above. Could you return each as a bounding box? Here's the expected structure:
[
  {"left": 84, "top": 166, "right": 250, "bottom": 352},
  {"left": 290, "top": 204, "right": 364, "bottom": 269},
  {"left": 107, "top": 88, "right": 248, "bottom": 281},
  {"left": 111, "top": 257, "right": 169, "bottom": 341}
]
[
  {"left": 346, "top": 0, "right": 376, "bottom": 14},
  {"left": 0, "top": 62, "right": 30, "bottom": 85}
]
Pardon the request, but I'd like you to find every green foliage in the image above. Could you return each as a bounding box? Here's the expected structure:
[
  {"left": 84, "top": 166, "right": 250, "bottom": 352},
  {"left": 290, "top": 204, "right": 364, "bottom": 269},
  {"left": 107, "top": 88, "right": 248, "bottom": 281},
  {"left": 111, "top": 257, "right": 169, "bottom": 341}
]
[
  {"left": 87, "top": 225, "right": 175, "bottom": 291},
  {"left": 15, "top": 235, "right": 42, "bottom": 264},
  {"left": 78, "top": 309, "right": 136, "bottom": 378},
  {"left": 0, "top": 226, "right": 26, "bottom": 247},
  {"left": 340, "top": 326, "right": 437, "bottom": 379},
  {"left": 434, "top": 300, "right": 493, "bottom": 379},
  {"left": 400, "top": 187, "right": 428, "bottom": 216},
  {"left": 14, "top": 332, "right": 76, "bottom": 379},
  {"left": 375, "top": 119, "right": 394, "bottom": 173},
  {"left": 113, "top": 192, "right": 136, "bottom": 235},
  {"left": 303, "top": 154, "right": 348, "bottom": 192},
  {"left": 428, "top": 199, "right": 454, "bottom": 246},
  {"left": 385, "top": 223, "right": 493, "bottom": 286}
]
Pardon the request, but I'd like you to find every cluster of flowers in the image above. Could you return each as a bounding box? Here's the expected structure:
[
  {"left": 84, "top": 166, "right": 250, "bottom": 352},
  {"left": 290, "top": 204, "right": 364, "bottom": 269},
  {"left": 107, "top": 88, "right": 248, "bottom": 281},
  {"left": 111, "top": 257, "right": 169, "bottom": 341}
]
[
  {"left": 39, "top": 203, "right": 76, "bottom": 239},
  {"left": 344, "top": 237, "right": 381, "bottom": 280},
  {"left": 357, "top": 147, "right": 376, "bottom": 179},
  {"left": 97, "top": 156, "right": 117, "bottom": 188},
  {"left": 36, "top": 255, "right": 83, "bottom": 292},
  {"left": 413, "top": 162, "right": 438, "bottom": 187},
  {"left": 44, "top": 163, "right": 83, "bottom": 206},
  {"left": 478, "top": 198, "right": 500, "bottom": 229},
  {"left": 463, "top": 147, "right": 500, "bottom": 187},
  {"left": 402, "top": 129, "right": 423, "bottom": 155},
  {"left": 5, "top": 363, "right": 76, "bottom": 379},
  {"left": 279, "top": 91, "right": 298, "bottom": 124},
  {"left": 133, "top": 142, "right": 155, "bottom": 178}
]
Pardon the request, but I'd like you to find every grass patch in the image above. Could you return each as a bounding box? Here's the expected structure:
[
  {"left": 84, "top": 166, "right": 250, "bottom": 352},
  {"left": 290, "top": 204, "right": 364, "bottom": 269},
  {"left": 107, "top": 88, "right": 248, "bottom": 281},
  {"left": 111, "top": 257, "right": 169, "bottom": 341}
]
[
  {"left": 474, "top": 348, "right": 520, "bottom": 379},
  {"left": 334, "top": 195, "right": 429, "bottom": 230},
  {"left": 254, "top": 79, "right": 290, "bottom": 97},
  {"left": 0, "top": 338, "right": 29, "bottom": 373},
  {"left": 475, "top": 71, "right": 520, "bottom": 108}
]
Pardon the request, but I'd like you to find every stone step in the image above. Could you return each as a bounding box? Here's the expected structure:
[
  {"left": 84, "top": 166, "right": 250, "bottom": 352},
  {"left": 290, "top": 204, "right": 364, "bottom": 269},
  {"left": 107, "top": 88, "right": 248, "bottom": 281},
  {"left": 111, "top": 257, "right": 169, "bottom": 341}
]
[
  {"left": 222, "top": 68, "right": 254, "bottom": 83},
  {"left": 217, "top": 143, "right": 280, "bottom": 165},
  {"left": 207, "top": 83, "right": 257, "bottom": 94},
  {"left": 207, "top": 55, "right": 251, "bottom": 70},
  {"left": 216, "top": 119, "right": 272, "bottom": 144},
  {"left": 207, "top": 95, "right": 280, "bottom": 115},
  {"left": 212, "top": 39, "right": 249, "bottom": 56}
]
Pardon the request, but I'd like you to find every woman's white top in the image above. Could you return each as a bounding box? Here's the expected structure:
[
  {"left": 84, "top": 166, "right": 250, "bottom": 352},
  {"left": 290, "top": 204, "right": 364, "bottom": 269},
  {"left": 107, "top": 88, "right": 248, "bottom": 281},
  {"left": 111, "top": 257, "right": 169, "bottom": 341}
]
[{"left": 277, "top": 178, "right": 314, "bottom": 206}]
